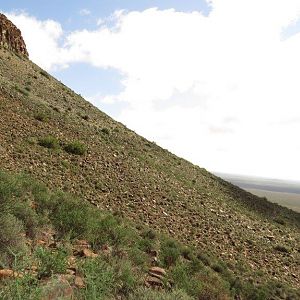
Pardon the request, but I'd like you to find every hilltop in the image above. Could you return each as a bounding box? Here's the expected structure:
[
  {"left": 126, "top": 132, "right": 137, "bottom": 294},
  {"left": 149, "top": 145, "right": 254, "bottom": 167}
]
[{"left": 0, "top": 15, "right": 299, "bottom": 299}]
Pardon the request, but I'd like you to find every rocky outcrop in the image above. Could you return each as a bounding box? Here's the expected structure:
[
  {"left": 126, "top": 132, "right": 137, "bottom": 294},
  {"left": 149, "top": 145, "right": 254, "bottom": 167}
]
[{"left": 0, "top": 13, "right": 28, "bottom": 57}]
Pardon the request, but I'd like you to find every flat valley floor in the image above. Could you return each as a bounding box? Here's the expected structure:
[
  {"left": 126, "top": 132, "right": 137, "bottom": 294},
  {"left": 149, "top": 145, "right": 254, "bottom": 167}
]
[{"left": 218, "top": 174, "right": 300, "bottom": 213}]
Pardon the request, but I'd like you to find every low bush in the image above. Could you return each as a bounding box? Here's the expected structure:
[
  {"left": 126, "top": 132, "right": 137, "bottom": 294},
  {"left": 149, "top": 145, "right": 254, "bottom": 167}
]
[
  {"left": 38, "top": 136, "right": 59, "bottom": 149},
  {"left": 128, "top": 287, "right": 193, "bottom": 300},
  {"left": 34, "top": 111, "right": 49, "bottom": 122},
  {"left": 0, "top": 170, "right": 299, "bottom": 300},
  {"left": 274, "top": 245, "right": 291, "bottom": 253},
  {"left": 101, "top": 128, "right": 110, "bottom": 135},
  {"left": 160, "top": 237, "right": 181, "bottom": 267},
  {"left": 40, "top": 70, "right": 49, "bottom": 79},
  {"left": 78, "top": 257, "right": 116, "bottom": 299},
  {"left": 0, "top": 213, "right": 27, "bottom": 266},
  {"left": 14, "top": 85, "right": 29, "bottom": 97},
  {"left": 35, "top": 246, "right": 68, "bottom": 278},
  {"left": 64, "top": 141, "right": 86, "bottom": 155}
]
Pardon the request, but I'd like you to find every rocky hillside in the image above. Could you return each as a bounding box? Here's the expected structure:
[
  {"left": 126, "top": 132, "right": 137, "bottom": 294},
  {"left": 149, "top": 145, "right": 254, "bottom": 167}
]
[
  {"left": 0, "top": 15, "right": 299, "bottom": 299},
  {"left": 0, "top": 14, "right": 28, "bottom": 57}
]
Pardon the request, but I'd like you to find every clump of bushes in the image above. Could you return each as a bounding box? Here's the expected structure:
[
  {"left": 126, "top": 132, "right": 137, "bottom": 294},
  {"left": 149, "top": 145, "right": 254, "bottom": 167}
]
[
  {"left": 0, "top": 170, "right": 299, "bottom": 300},
  {"left": 160, "top": 237, "right": 181, "bottom": 267},
  {"left": 38, "top": 136, "right": 59, "bottom": 149},
  {"left": 34, "top": 111, "right": 49, "bottom": 122},
  {"left": 0, "top": 213, "right": 27, "bottom": 265},
  {"left": 40, "top": 70, "right": 49, "bottom": 79},
  {"left": 35, "top": 246, "right": 68, "bottom": 278},
  {"left": 274, "top": 245, "right": 291, "bottom": 253},
  {"left": 38, "top": 136, "right": 86, "bottom": 155},
  {"left": 101, "top": 128, "right": 110, "bottom": 135},
  {"left": 64, "top": 141, "right": 86, "bottom": 155},
  {"left": 14, "top": 85, "right": 29, "bottom": 97}
]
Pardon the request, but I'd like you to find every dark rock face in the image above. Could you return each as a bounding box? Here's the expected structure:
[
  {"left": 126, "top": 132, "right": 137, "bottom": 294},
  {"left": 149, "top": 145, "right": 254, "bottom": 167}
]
[{"left": 0, "top": 13, "right": 28, "bottom": 57}]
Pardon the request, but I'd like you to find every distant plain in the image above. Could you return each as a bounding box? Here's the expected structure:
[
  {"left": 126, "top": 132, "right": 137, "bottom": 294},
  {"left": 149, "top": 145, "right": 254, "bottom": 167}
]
[{"left": 218, "top": 173, "right": 300, "bottom": 213}]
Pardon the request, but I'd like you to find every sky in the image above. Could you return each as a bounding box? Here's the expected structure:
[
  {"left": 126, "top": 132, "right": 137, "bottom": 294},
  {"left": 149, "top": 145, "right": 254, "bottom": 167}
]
[{"left": 2, "top": 0, "right": 300, "bottom": 181}]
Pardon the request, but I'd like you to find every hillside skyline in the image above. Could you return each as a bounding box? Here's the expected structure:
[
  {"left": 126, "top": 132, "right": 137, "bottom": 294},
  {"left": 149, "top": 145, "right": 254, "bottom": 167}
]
[
  {"left": 2, "top": 0, "right": 300, "bottom": 181},
  {"left": 0, "top": 12, "right": 299, "bottom": 296}
]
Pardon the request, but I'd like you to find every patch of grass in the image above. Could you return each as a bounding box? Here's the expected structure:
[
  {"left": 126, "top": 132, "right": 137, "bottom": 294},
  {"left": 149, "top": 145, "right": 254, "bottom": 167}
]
[
  {"left": 128, "top": 288, "right": 193, "bottom": 300},
  {"left": 160, "top": 237, "right": 181, "bottom": 267},
  {"left": 81, "top": 114, "right": 89, "bottom": 121},
  {"left": 0, "top": 274, "right": 41, "bottom": 300},
  {"left": 35, "top": 246, "right": 68, "bottom": 278},
  {"left": 38, "top": 136, "right": 59, "bottom": 149},
  {"left": 101, "top": 128, "right": 110, "bottom": 135},
  {"left": 274, "top": 245, "right": 291, "bottom": 253},
  {"left": 40, "top": 70, "right": 49, "bottom": 79},
  {"left": 78, "top": 257, "right": 116, "bottom": 299},
  {"left": 0, "top": 170, "right": 299, "bottom": 300},
  {"left": 34, "top": 111, "right": 49, "bottom": 122},
  {"left": 0, "top": 213, "right": 27, "bottom": 267},
  {"left": 117, "top": 260, "right": 138, "bottom": 296},
  {"left": 45, "top": 192, "right": 91, "bottom": 239},
  {"left": 274, "top": 217, "right": 286, "bottom": 225},
  {"left": 15, "top": 85, "right": 29, "bottom": 97},
  {"left": 171, "top": 262, "right": 203, "bottom": 297},
  {"left": 64, "top": 141, "right": 86, "bottom": 155}
]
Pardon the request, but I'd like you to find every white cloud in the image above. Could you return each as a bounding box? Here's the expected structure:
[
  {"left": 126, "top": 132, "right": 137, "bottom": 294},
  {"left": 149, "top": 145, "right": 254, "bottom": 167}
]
[
  {"left": 5, "top": 1, "right": 300, "bottom": 180},
  {"left": 6, "top": 12, "right": 69, "bottom": 70},
  {"left": 79, "top": 9, "right": 91, "bottom": 16}
]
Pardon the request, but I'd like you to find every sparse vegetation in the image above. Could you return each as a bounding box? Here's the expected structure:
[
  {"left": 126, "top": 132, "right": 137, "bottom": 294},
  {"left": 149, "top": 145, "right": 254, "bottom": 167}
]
[
  {"left": 14, "top": 85, "right": 29, "bottom": 96},
  {"left": 34, "top": 111, "right": 49, "bottom": 122},
  {"left": 0, "top": 45, "right": 299, "bottom": 299},
  {"left": 64, "top": 141, "right": 86, "bottom": 155},
  {"left": 39, "top": 70, "right": 49, "bottom": 79},
  {"left": 274, "top": 245, "right": 291, "bottom": 253},
  {"left": 1, "top": 170, "right": 296, "bottom": 299},
  {"left": 101, "top": 127, "right": 110, "bottom": 135},
  {"left": 38, "top": 135, "right": 59, "bottom": 149}
]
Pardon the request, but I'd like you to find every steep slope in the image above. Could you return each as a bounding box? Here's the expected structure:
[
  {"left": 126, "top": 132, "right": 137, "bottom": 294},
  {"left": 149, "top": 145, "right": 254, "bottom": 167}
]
[{"left": 0, "top": 27, "right": 299, "bottom": 295}]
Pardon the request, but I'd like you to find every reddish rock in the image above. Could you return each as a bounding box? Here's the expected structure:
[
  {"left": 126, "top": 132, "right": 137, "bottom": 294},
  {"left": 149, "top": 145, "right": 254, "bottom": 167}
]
[
  {"left": 74, "top": 276, "right": 85, "bottom": 289},
  {"left": 41, "top": 276, "right": 73, "bottom": 300},
  {"left": 145, "top": 275, "right": 163, "bottom": 287},
  {"left": 149, "top": 266, "right": 166, "bottom": 277},
  {"left": 75, "top": 248, "right": 98, "bottom": 258},
  {"left": 0, "top": 14, "right": 28, "bottom": 57},
  {"left": 74, "top": 239, "right": 90, "bottom": 249},
  {"left": 0, "top": 269, "right": 23, "bottom": 279}
]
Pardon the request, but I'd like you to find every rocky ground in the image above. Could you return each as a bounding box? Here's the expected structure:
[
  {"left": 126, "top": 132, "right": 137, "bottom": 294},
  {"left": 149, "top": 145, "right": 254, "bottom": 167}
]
[{"left": 0, "top": 48, "right": 299, "bottom": 295}]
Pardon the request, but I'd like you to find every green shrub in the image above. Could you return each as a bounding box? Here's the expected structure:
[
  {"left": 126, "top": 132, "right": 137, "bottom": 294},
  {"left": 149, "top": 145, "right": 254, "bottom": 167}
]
[
  {"left": 34, "top": 111, "right": 49, "bottom": 122},
  {"left": 141, "top": 229, "right": 156, "bottom": 240},
  {"left": 40, "top": 70, "right": 49, "bottom": 79},
  {"left": 0, "top": 213, "right": 27, "bottom": 266},
  {"left": 137, "top": 237, "right": 153, "bottom": 253},
  {"left": 15, "top": 86, "right": 29, "bottom": 97},
  {"left": 128, "top": 287, "right": 193, "bottom": 300},
  {"left": 12, "top": 202, "right": 40, "bottom": 237},
  {"left": 78, "top": 257, "right": 116, "bottom": 299},
  {"left": 47, "top": 193, "right": 90, "bottom": 239},
  {"left": 161, "top": 237, "right": 181, "bottom": 267},
  {"left": 35, "top": 246, "right": 68, "bottom": 278},
  {"left": 117, "top": 261, "right": 138, "bottom": 296},
  {"left": 0, "top": 274, "right": 41, "bottom": 300},
  {"left": 171, "top": 262, "right": 203, "bottom": 297},
  {"left": 101, "top": 128, "right": 110, "bottom": 135},
  {"left": 64, "top": 141, "right": 86, "bottom": 155},
  {"left": 87, "top": 213, "right": 132, "bottom": 248},
  {"left": 38, "top": 136, "right": 59, "bottom": 149},
  {"left": 274, "top": 245, "right": 291, "bottom": 253}
]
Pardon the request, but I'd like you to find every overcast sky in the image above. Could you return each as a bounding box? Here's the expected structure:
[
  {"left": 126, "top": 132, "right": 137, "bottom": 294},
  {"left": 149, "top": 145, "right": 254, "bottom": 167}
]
[{"left": 2, "top": 0, "right": 300, "bottom": 181}]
